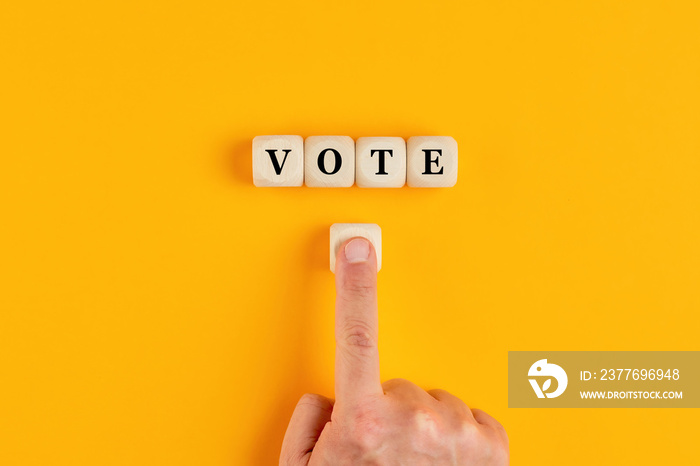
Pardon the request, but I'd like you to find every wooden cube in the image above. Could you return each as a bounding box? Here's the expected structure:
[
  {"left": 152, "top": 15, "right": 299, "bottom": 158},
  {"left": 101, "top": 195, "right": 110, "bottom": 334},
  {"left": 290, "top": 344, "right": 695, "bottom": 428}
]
[
  {"left": 330, "top": 223, "right": 382, "bottom": 272},
  {"left": 304, "top": 136, "right": 355, "bottom": 187},
  {"left": 407, "top": 136, "right": 458, "bottom": 187},
  {"left": 355, "top": 137, "right": 406, "bottom": 188},
  {"left": 252, "top": 135, "right": 304, "bottom": 187}
]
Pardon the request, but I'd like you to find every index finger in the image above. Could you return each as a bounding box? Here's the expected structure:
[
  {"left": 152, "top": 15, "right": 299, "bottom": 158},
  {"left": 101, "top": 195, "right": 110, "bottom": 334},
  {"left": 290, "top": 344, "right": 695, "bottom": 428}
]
[{"left": 334, "top": 237, "right": 383, "bottom": 406}]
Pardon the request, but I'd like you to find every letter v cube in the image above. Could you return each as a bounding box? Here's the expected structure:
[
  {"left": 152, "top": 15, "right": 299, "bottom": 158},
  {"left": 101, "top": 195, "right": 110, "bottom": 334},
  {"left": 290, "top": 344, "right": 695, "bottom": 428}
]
[{"left": 252, "top": 135, "right": 304, "bottom": 187}]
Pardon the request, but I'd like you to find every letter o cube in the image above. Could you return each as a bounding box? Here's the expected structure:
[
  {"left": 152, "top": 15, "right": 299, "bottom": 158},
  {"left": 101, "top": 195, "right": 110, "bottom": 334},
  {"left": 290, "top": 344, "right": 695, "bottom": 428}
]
[{"left": 304, "top": 136, "right": 355, "bottom": 187}]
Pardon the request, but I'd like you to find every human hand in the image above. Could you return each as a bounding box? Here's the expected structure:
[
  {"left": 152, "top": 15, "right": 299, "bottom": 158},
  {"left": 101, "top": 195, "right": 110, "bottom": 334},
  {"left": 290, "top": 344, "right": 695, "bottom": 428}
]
[{"left": 280, "top": 237, "right": 509, "bottom": 465}]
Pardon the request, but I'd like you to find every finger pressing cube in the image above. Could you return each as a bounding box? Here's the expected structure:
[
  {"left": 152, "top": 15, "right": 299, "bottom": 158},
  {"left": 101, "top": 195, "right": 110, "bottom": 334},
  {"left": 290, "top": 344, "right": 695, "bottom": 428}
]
[{"left": 330, "top": 223, "right": 382, "bottom": 273}]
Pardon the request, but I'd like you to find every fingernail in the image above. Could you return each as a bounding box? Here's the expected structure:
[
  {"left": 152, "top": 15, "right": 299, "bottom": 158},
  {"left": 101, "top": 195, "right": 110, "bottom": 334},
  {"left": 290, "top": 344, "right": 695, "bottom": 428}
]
[{"left": 344, "top": 238, "right": 370, "bottom": 263}]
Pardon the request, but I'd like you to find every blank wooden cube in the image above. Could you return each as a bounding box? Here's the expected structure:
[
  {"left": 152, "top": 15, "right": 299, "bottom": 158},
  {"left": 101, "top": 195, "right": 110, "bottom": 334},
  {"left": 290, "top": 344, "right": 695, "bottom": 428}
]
[
  {"left": 407, "top": 136, "right": 458, "bottom": 187},
  {"left": 252, "top": 135, "right": 304, "bottom": 187},
  {"left": 304, "top": 136, "right": 355, "bottom": 187},
  {"left": 355, "top": 137, "right": 406, "bottom": 188},
  {"left": 330, "top": 223, "right": 382, "bottom": 273}
]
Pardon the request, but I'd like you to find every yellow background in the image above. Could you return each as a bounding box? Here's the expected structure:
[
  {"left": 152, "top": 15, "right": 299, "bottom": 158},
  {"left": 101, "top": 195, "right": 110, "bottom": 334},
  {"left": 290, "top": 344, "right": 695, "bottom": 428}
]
[{"left": 1, "top": 1, "right": 698, "bottom": 464}]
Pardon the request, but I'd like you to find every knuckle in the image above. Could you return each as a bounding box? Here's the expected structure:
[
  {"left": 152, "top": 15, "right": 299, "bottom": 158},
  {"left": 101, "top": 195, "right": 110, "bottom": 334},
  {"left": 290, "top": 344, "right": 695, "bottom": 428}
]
[
  {"left": 283, "top": 450, "right": 307, "bottom": 466},
  {"left": 339, "top": 321, "right": 376, "bottom": 349},
  {"left": 297, "top": 393, "right": 331, "bottom": 411},
  {"left": 451, "top": 415, "right": 510, "bottom": 463},
  {"left": 493, "top": 421, "right": 509, "bottom": 446},
  {"left": 491, "top": 418, "right": 507, "bottom": 434},
  {"left": 473, "top": 408, "right": 508, "bottom": 435},
  {"left": 347, "top": 410, "right": 385, "bottom": 451},
  {"left": 299, "top": 393, "right": 319, "bottom": 404},
  {"left": 412, "top": 407, "right": 443, "bottom": 437},
  {"left": 382, "top": 377, "right": 409, "bottom": 390},
  {"left": 458, "top": 419, "right": 481, "bottom": 439}
]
